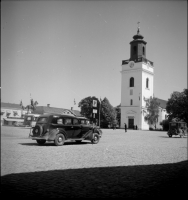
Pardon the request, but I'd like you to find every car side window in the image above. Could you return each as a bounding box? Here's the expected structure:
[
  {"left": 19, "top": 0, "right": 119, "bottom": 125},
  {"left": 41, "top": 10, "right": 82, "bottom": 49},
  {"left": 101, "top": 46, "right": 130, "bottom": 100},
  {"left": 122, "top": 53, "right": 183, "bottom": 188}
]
[
  {"left": 73, "top": 119, "right": 79, "bottom": 125},
  {"left": 57, "top": 118, "right": 63, "bottom": 124},
  {"left": 80, "top": 120, "right": 85, "bottom": 124},
  {"left": 64, "top": 118, "right": 72, "bottom": 125}
]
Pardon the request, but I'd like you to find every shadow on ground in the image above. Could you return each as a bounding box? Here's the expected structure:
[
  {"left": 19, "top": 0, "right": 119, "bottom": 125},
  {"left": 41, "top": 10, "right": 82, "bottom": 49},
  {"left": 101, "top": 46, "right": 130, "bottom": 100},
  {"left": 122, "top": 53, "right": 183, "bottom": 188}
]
[
  {"left": 1, "top": 161, "right": 188, "bottom": 198},
  {"left": 159, "top": 136, "right": 187, "bottom": 138},
  {"left": 19, "top": 141, "right": 90, "bottom": 146}
]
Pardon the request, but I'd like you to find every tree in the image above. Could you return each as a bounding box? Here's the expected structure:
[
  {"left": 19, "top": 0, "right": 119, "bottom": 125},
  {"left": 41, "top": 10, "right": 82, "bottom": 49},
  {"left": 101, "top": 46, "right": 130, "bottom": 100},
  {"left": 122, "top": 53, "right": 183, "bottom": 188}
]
[
  {"left": 78, "top": 96, "right": 99, "bottom": 122},
  {"left": 144, "top": 96, "right": 160, "bottom": 129},
  {"left": 160, "top": 119, "right": 169, "bottom": 131},
  {"left": 115, "top": 104, "right": 121, "bottom": 127},
  {"left": 166, "top": 89, "right": 188, "bottom": 123},
  {"left": 78, "top": 96, "right": 117, "bottom": 128},
  {"left": 100, "top": 97, "right": 116, "bottom": 127}
]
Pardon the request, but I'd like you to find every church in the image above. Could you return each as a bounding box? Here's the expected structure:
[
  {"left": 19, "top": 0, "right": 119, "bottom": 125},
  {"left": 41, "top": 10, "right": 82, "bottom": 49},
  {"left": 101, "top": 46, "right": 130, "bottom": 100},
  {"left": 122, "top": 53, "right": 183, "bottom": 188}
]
[{"left": 120, "top": 25, "right": 167, "bottom": 130}]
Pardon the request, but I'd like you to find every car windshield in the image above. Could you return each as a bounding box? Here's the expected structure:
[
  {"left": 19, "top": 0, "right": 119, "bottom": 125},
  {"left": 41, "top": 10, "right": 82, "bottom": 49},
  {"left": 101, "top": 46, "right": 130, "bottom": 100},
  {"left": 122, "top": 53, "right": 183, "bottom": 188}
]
[
  {"left": 26, "top": 116, "right": 32, "bottom": 121},
  {"left": 80, "top": 119, "right": 91, "bottom": 125},
  {"left": 37, "top": 117, "right": 48, "bottom": 123}
]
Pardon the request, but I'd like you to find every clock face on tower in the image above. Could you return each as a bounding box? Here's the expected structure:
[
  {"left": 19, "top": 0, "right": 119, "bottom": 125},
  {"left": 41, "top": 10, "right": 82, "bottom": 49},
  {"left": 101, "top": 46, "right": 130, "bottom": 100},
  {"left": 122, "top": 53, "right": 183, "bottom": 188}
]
[{"left": 129, "top": 61, "right": 135, "bottom": 68}]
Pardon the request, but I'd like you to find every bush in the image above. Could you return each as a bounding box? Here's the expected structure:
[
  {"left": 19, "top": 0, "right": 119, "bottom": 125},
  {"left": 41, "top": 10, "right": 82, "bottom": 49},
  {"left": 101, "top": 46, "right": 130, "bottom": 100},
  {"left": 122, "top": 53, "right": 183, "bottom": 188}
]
[
  {"left": 160, "top": 120, "right": 169, "bottom": 131},
  {"left": 100, "top": 121, "right": 109, "bottom": 128}
]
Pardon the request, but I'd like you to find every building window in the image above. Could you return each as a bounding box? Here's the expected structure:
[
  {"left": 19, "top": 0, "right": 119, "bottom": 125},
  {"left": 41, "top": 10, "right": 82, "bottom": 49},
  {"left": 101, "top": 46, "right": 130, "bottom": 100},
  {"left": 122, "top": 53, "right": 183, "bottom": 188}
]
[
  {"left": 130, "top": 77, "right": 134, "bottom": 87},
  {"left": 6, "top": 111, "right": 11, "bottom": 117},
  {"left": 133, "top": 46, "right": 137, "bottom": 55},
  {"left": 146, "top": 78, "right": 149, "bottom": 88},
  {"left": 130, "top": 89, "right": 133, "bottom": 95},
  {"left": 130, "top": 99, "right": 133, "bottom": 105},
  {"left": 143, "top": 46, "right": 145, "bottom": 55},
  {"left": 13, "top": 111, "right": 18, "bottom": 116}
]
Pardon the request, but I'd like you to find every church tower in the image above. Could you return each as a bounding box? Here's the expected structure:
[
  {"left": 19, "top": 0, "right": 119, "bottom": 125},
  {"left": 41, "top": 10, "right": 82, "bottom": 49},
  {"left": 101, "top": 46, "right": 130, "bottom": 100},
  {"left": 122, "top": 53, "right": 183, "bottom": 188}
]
[{"left": 120, "top": 24, "right": 154, "bottom": 130}]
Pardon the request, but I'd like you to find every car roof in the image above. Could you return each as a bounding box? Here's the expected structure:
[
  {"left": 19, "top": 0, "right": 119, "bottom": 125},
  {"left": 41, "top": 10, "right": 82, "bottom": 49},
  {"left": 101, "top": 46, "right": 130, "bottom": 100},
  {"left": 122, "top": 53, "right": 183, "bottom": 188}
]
[
  {"left": 38, "top": 114, "right": 77, "bottom": 118},
  {"left": 77, "top": 117, "right": 88, "bottom": 119}
]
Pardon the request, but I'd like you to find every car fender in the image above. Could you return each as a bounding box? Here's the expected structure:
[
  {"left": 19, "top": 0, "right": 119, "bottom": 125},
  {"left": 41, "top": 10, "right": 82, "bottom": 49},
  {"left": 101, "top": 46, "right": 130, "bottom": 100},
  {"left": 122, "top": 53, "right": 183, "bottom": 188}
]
[
  {"left": 48, "top": 128, "right": 67, "bottom": 140},
  {"left": 83, "top": 130, "right": 94, "bottom": 141},
  {"left": 93, "top": 128, "right": 102, "bottom": 136},
  {"left": 57, "top": 128, "right": 68, "bottom": 140},
  {"left": 83, "top": 128, "right": 102, "bottom": 141}
]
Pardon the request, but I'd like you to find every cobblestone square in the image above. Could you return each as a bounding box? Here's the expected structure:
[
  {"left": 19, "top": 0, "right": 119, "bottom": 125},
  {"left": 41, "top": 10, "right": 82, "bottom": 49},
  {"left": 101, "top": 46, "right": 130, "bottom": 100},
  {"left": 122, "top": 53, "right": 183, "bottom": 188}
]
[{"left": 1, "top": 126, "right": 187, "bottom": 198}]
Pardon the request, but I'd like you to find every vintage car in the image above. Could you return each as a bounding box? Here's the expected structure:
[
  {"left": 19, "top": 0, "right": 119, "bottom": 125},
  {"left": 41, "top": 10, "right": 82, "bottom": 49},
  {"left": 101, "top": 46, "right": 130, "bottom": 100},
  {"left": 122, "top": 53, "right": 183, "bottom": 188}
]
[
  {"left": 24, "top": 114, "right": 40, "bottom": 127},
  {"left": 167, "top": 121, "right": 187, "bottom": 138},
  {"left": 29, "top": 114, "right": 102, "bottom": 146}
]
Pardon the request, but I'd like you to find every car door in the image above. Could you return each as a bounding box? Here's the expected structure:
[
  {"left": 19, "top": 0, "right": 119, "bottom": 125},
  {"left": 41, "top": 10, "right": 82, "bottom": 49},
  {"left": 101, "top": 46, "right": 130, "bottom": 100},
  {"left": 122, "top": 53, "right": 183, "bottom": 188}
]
[
  {"left": 72, "top": 118, "right": 82, "bottom": 138},
  {"left": 79, "top": 119, "right": 91, "bottom": 137},
  {"left": 63, "top": 117, "right": 74, "bottom": 138}
]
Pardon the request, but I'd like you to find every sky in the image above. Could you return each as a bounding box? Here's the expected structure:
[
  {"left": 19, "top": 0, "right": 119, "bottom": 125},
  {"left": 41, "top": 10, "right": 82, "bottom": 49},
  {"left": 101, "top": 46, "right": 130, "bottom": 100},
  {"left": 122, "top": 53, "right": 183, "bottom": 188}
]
[{"left": 1, "top": 0, "right": 187, "bottom": 111}]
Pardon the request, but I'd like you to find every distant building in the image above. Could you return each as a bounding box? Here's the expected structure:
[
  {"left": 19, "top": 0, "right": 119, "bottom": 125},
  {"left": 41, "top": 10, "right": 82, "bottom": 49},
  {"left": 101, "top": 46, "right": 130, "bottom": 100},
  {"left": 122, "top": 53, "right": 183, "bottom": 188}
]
[
  {"left": 1, "top": 102, "right": 27, "bottom": 126},
  {"left": 32, "top": 104, "right": 82, "bottom": 117},
  {"left": 1, "top": 102, "right": 82, "bottom": 126}
]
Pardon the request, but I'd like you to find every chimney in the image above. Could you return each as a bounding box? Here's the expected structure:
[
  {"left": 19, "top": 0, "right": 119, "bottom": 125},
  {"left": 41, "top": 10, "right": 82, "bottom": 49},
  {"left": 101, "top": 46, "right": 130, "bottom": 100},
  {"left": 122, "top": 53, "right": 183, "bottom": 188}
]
[{"left": 47, "top": 104, "right": 50, "bottom": 107}]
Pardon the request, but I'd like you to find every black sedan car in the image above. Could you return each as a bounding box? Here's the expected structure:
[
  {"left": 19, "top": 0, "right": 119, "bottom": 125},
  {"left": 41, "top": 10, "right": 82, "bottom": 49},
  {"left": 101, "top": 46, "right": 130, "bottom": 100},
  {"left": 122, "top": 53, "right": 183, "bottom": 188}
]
[{"left": 29, "top": 114, "right": 102, "bottom": 146}]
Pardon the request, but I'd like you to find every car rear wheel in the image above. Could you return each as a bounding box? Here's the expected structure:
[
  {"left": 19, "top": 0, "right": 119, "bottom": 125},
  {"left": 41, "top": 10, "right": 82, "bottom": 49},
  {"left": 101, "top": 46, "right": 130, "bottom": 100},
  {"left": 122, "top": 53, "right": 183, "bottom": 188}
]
[
  {"left": 36, "top": 140, "right": 46, "bottom": 145},
  {"left": 91, "top": 133, "right": 100, "bottom": 144},
  {"left": 54, "top": 134, "right": 65, "bottom": 146}
]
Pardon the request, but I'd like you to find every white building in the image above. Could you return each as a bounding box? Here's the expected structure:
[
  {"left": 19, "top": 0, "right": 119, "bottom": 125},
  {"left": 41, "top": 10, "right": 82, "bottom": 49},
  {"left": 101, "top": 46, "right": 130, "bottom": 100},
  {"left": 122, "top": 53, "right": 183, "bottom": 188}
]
[
  {"left": 1, "top": 102, "right": 27, "bottom": 125},
  {"left": 120, "top": 27, "right": 167, "bottom": 130},
  {"left": 1, "top": 102, "right": 82, "bottom": 126}
]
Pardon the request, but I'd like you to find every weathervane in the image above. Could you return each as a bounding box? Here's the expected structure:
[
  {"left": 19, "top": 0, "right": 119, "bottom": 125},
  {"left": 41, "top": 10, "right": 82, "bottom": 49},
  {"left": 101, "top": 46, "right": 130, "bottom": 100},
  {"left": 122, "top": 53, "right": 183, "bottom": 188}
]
[{"left": 137, "top": 22, "right": 140, "bottom": 34}]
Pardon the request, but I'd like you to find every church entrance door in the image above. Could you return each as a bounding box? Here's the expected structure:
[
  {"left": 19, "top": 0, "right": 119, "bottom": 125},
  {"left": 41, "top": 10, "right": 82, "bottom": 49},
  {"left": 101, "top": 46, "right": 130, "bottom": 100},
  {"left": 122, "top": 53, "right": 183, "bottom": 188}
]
[{"left": 128, "top": 118, "right": 134, "bottom": 129}]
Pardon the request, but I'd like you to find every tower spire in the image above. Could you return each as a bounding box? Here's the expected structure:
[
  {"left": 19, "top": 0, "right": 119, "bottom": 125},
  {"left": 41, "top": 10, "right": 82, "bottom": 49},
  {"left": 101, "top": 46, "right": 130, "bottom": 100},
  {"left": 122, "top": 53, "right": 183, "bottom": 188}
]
[{"left": 137, "top": 22, "right": 140, "bottom": 34}]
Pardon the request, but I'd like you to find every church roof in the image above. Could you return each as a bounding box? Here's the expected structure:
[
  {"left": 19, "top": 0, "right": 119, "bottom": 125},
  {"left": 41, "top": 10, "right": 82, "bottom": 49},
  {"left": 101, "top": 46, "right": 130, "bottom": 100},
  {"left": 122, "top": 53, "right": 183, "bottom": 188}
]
[
  {"left": 130, "top": 28, "right": 147, "bottom": 44},
  {"left": 156, "top": 98, "right": 167, "bottom": 109},
  {"left": 133, "top": 32, "right": 144, "bottom": 40}
]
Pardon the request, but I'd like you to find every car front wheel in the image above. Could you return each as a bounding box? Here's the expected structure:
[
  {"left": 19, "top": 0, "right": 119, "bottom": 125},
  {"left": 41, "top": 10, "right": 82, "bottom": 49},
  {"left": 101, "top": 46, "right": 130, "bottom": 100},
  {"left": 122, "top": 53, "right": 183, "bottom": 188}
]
[
  {"left": 91, "top": 133, "right": 100, "bottom": 144},
  {"left": 54, "top": 134, "right": 65, "bottom": 146}
]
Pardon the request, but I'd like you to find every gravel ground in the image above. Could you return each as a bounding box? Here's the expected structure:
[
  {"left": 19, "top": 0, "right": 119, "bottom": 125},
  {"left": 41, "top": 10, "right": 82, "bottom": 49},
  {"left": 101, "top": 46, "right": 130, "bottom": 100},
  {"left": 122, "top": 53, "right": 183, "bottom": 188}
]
[{"left": 1, "top": 126, "right": 188, "bottom": 198}]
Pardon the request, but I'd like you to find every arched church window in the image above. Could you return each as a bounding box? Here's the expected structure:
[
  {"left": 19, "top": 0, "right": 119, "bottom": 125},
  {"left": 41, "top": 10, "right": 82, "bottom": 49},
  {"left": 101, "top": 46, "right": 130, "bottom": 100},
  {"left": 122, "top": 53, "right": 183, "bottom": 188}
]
[
  {"left": 130, "top": 77, "right": 134, "bottom": 87},
  {"left": 143, "top": 46, "right": 145, "bottom": 55},
  {"left": 133, "top": 46, "right": 137, "bottom": 55},
  {"left": 130, "top": 99, "right": 133, "bottom": 105},
  {"left": 146, "top": 78, "right": 149, "bottom": 88}
]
